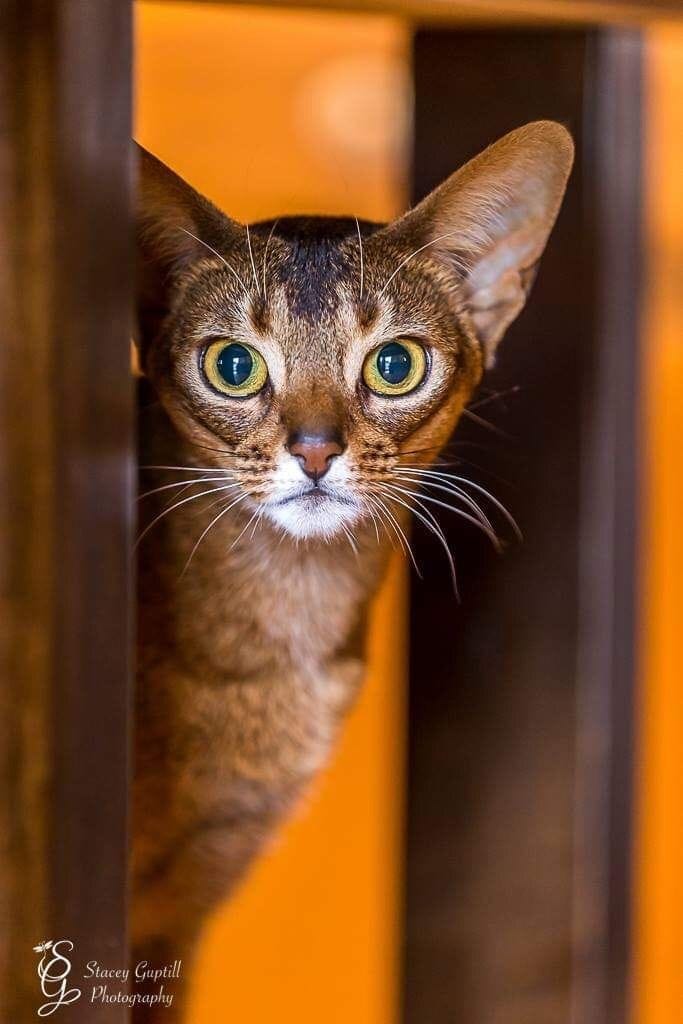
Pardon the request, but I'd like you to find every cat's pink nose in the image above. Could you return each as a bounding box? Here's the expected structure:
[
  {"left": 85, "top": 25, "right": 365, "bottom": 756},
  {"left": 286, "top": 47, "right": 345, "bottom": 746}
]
[{"left": 289, "top": 434, "right": 344, "bottom": 482}]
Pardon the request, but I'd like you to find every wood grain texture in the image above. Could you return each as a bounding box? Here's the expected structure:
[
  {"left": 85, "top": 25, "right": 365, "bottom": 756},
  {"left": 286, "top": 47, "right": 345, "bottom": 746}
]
[{"left": 0, "top": 2, "right": 133, "bottom": 1021}]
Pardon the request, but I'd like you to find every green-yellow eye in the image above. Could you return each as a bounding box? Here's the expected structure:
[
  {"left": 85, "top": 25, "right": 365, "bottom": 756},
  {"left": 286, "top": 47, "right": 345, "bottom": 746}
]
[
  {"left": 362, "top": 339, "right": 427, "bottom": 396},
  {"left": 203, "top": 340, "right": 268, "bottom": 397}
]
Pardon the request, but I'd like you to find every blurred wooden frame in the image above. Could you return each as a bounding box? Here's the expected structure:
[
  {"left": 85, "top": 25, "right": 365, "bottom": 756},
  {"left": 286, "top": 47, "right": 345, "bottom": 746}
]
[
  {"left": 170, "top": 0, "right": 683, "bottom": 26},
  {"left": 0, "top": 1, "right": 680, "bottom": 1023}
]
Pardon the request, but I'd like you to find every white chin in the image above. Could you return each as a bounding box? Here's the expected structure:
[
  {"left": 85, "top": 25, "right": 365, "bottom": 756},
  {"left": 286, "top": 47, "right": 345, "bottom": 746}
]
[{"left": 264, "top": 494, "right": 361, "bottom": 540}]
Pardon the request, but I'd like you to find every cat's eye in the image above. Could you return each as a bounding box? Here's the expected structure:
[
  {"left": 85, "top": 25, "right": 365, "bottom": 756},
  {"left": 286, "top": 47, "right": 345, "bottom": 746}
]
[
  {"left": 362, "top": 339, "right": 427, "bottom": 396},
  {"left": 202, "top": 340, "right": 268, "bottom": 397}
]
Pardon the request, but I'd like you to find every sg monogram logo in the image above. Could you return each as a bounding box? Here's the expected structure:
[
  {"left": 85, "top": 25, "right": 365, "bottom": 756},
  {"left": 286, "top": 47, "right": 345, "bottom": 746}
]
[{"left": 33, "top": 940, "right": 82, "bottom": 1017}]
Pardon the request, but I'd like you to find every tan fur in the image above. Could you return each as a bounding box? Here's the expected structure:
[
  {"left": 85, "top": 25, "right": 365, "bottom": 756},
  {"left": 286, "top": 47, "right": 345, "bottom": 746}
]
[{"left": 132, "top": 121, "right": 573, "bottom": 1022}]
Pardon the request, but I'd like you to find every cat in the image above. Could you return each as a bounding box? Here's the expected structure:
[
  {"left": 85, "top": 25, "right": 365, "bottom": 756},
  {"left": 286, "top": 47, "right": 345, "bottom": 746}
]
[{"left": 132, "top": 120, "right": 573, "bottom": 1022}]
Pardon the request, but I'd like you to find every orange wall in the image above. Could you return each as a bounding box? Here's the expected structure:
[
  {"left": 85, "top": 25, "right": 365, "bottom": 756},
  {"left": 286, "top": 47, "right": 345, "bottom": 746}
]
[
  {"left": 634, "top": 23, "right": 683, "bottom": 1024},
  {"left": 135, "top": 5, "right": 409, "bottom": 1023}
]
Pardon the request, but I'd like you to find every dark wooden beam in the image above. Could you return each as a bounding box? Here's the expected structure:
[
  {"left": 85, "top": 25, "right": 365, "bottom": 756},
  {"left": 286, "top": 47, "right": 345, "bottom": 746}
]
[
  {"left": 0, "top": 2, "right": 133, "bottom": 1021},
  {"left": 162, "top": 0, "right": 683, "bottom": 26},
  {"left": 405, "top": 26, "right": 641, "bottom": 1024}
]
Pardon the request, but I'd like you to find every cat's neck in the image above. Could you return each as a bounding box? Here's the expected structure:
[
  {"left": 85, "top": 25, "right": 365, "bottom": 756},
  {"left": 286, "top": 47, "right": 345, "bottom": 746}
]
[{"left": 137, "top": 402, "right": 392, "bottom": 683}]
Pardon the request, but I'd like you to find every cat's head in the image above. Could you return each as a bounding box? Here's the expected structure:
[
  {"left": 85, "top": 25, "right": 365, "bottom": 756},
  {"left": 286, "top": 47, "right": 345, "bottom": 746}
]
[{"left": 136, "top": 121, "right": 573, "bottom": 541}]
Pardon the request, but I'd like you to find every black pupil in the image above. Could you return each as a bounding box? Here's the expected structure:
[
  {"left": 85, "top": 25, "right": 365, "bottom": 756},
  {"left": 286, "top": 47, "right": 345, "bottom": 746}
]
[
  {"left": 215, "top": 344, "right": 253, "bottom": 387},
  {"left": 377, "top": 342, "right": 411, "bottom": 385}
]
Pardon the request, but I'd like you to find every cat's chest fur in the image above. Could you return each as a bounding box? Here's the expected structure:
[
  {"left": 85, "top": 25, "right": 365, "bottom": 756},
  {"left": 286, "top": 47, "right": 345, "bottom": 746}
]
[{"left": 135, "top": 401, "right": 389, "bottom": 849}]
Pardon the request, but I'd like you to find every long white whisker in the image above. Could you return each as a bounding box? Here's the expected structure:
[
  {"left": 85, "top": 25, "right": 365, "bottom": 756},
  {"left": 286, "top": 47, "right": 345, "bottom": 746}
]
[
  {"left": 387, "top": 480, "right": 500, "bottom": 551},
  {"left": 362, "top": 497, "right": 381, "bottom": 545},
  {"left": 249, "top": 507, "right": 266, "bottom": 540},
  {"left": 141, "top": 464, "right": 233, "bottom": 474},
  {"left": 364, "top": 493, "right": 396, "bottom": 550},
  {"left": 398, "top": 466, "right": 521, "bottom": 539},
  {"left": 245, "top": 224, "right": 261, "bottom": 297},
  {"left": 378, "top": 483, "right": 450, "bottom": 548},
  {"left": 393, "top": 472, "right": 498, "bottom": 541},
  {"left": 138, "top": 477, "right": 231, "bottom": 501},
  {"left": 162, "top": 480, "right": 198, "bottom": 511},
  {"left": 367, "top": 493, "right": 401, "bottom": 552},
  {"left": 188, "top": 484, "right": 241, "bottom": 518},
  {"left": 180, "top": 493, "right": 250, "bottom": 578},
  {"left": 393, "top": 473, "right": 493, "bottom": 536},
  {"left": 354, "top": 216, "right": 364, "bottom": 301},
  {"left": 228, "top": 504, "right": 263, "bottom": 554},
  {"left": 135, "top": 483, "right": 238, "bottom": 549},
  {"left": 375, "top": 483, "right": 457, "bottom": 594},
  {"left": 367, "top": 488, "right": 422, "bottom": 578},
  {"left": 340, "top": 522, "right": 360, "bottom": 558},
  {"left": 379, "top": 230, "right": 469, "bottom": 298},
  {"left": 177, "top": 226, "right": 250, "bottom": 299}
]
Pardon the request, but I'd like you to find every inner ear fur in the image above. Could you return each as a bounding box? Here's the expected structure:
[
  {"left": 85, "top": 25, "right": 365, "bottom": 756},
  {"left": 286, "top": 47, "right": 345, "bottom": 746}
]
[
  {"left": 135, "top": 143, "right": 242, "bottom": 356},
  {"left": 384, "top": 120, "right": 574, "bottom": 366}
]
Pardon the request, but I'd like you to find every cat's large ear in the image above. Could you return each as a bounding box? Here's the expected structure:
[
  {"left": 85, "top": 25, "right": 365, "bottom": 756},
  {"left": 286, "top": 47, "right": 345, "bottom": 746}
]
[
  {"left": 383, "top": 121, "right": 574, "bottom": 366},
  {"left": 135, "top": 143, "right": 241, "bottom": 353}
]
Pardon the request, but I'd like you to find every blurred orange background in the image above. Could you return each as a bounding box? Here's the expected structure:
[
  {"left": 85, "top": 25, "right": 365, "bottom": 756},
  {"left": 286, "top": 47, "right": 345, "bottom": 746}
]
[
  {"left": 136, "top": 5, "right": 683, "bottom": 1023},
  {"left": 635, "top": 21, "right": 683, "bottom": 1024}
]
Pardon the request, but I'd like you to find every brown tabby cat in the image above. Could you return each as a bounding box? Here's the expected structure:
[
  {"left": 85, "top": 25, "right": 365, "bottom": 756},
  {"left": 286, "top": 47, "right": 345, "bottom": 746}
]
[{"left": 133, "top": 121, "right": 573, "bottom": 1022}]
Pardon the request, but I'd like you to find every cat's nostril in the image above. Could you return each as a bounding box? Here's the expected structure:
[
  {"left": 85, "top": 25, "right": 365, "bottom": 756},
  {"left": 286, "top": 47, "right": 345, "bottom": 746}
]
[{"left": 289, "top": 435, "right": 344, "bottom": 482}]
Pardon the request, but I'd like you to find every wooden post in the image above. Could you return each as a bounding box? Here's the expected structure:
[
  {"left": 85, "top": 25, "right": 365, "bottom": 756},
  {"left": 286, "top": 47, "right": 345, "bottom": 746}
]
[
  {"left": 405, "top": 27, "right": 641, "bottom": 1024},
  {"left": 0, "top": 2, "right": 133, "bottom": 1021}
]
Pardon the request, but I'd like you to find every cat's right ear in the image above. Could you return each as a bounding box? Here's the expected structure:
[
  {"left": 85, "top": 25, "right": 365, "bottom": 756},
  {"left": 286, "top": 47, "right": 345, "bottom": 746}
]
[
  {"left": 377, "top": 121, "right": 573, "bottom": 367},
  {"left": 135, "top": 144, "right": 240, "bottom": 356}
]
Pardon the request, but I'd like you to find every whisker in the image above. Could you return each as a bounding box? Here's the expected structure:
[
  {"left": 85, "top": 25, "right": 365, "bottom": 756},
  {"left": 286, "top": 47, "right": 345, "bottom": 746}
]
[
  {"left": 401, "top": 453, "right": 512, "bottom": 484},
  {"left": 180, "top": 493, "right": 250, "bottom": 578},
  {"left": 388, "top": 479, "right": 501, "bottom": 551},
  {"left": 184, "top": 440, "right": 241, "bottom": 459},
  {"left": 393, "top": 471, "right": 497, "bottom": 538},
  {"left": 228, "top": 504, "right": 263, "bottom": 554},
  {"left": 249, "top": 507, "right": 265, "bottom": 540},
  {"left": 354, "top": 216, "right": 364, "bottom": 301},
  {"left": 366, "top": 491, "right": 403, "bottom": 557},
  {"left": 379, "top": 230, "right": 469, "bottom": 298},
  {"left": 141, "top": 464, "right": 232, "bottom": 474},
  {"left": 362, "top": 498, "right": 381, "bottom": 546},
  {"left": 176, "top": 226, "right": 250, "bottom": 299},
  {"left": 162, "top": 480, "right": 198, "bottom": 511},
  {"left": 468, "top": 385, "right": 521, "bottom": 411},
  {"left": 399, "top": 441, "right": 497, "bottom": 460},
  {"left": 397, "top": 467, "right": 521, "bottom": 540},
  {"left": 364, "top": 493, "right": 396, "bottom": 550},
  {"left": 245, "top": 223, "right": 261, "bottom": 297},
  {"left": 188, "top": 484, "right": 241, "bottom": 518},
  {"left": 340, "top": 522, "right": 360, "bottom": 558},
  {"left": 138, "top": 477, "right": 230, "bottom": 501},
  {"left": 366, "top": 489, "right": 422, "bottom": 578},
  {"left": 135, "top": 483, "right": 238, "bottom": 550},
  {"left": 386, "top": 486, "right": 449, "bottom": 552},
  {"left": 461, "top": 408, "right": 512, "bottom": 439},
  {"left": 375, "top": 483, "right": 457, "bottom": 595},
  {"left": 394, "top": 466, "right": 495, "bottom": 524}
]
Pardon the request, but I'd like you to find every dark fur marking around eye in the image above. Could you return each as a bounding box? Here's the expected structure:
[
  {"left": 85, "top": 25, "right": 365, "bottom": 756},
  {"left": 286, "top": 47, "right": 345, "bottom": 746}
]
[
  {"left": 358, "top": 294, "right": 379, "bottom": 330},
  {"left": 249, "top": 296, "right": 269, "bottom": 334}
]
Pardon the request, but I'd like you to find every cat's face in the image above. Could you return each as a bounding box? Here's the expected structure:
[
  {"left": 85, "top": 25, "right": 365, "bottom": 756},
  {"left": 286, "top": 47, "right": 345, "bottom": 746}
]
[
  {"left": 137, "top": 122, "right": 573, "bottom": 541},
  {"left": 145, "top": 217, "right": 483, "bottom": 539}
]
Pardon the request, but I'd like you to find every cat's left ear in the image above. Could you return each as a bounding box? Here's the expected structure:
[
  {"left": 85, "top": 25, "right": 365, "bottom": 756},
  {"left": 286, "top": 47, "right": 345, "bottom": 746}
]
[
  {"left": 134, "top": 143, "right": 242, "bottom": 355},
  {"left": 384, "top": 121, "right": 574, "bottom": 366}
]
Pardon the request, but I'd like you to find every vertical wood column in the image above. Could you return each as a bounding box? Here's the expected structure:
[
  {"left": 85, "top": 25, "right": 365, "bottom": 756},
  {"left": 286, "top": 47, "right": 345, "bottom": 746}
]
[
  {"left": 405, "top": 27, "right": 642, "bottom": 1024},
  {"left": 0, "top": 2, "right": 133, "bottom": 1021}
]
